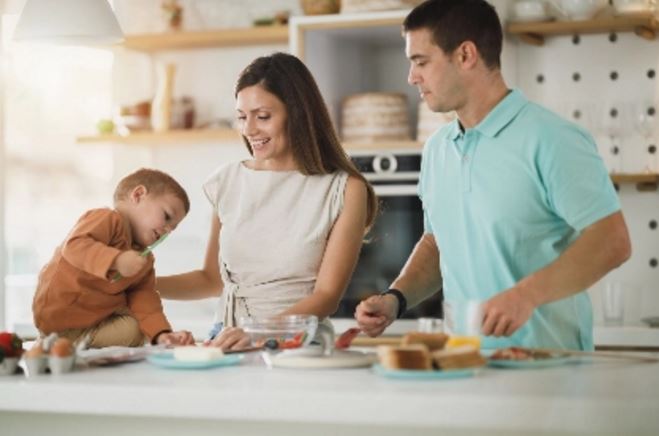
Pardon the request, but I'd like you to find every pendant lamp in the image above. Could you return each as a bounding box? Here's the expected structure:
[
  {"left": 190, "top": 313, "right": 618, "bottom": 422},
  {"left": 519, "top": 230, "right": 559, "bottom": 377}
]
[{"left": 13, "top": 0, "right": 124, "bottom": 45}]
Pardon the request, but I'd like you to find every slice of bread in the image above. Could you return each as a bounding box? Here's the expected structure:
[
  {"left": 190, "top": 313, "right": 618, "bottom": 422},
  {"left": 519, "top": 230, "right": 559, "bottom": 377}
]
[
  {"left": 401, "top": 332, "right": 449, "bottom": 351},
  {"left": 377, "top": 344, "right": 432, "bottom": 370},
  {"left": 431, "top": 345, "right": 486, "bottom": 370}
]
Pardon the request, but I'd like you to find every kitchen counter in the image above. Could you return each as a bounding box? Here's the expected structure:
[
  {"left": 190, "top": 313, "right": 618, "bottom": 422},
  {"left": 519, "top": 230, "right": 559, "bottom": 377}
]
[{"left": 1, "top": 350, "right": 659, "bottom": 436}]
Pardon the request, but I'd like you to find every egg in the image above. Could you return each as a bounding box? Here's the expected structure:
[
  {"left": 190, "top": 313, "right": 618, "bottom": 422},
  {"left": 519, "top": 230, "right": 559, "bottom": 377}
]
[
  {"left": 50, "top": 338, "right": 73, "bottom": 357},
  {"left": 24, "top": 342, "right": 45, "bottom": 358}
]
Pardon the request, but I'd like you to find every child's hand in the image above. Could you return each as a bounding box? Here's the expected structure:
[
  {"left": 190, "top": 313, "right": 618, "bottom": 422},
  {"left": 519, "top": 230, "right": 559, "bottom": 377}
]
[
  {"left": 113, "top": 250, "right": 148, "bottom": 278},
  {"left": 156, "top": 330, "right": 195, "bottom": 346}
]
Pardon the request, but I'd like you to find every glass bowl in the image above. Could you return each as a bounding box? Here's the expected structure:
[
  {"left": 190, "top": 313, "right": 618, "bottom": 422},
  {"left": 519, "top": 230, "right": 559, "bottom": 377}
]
[{"left": 238, "top": 315, "right": 318, "bottom": 350}]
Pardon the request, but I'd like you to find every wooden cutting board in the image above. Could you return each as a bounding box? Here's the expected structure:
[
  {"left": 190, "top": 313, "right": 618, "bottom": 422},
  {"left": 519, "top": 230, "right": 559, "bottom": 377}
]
[{"left": 351, "top": 336, "right": 402, "bottom": 347}]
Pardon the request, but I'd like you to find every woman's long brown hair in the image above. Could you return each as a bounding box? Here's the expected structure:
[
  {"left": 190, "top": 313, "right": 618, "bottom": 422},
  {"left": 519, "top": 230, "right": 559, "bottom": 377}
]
[{"left": 235, "top": 52, "right": 378, "bottom": 231}]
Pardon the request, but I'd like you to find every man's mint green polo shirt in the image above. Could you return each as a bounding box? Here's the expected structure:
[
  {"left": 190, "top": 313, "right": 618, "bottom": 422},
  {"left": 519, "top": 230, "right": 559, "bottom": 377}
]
[{"left": 418, "top": 89, "right": 620, "bottom": 350}]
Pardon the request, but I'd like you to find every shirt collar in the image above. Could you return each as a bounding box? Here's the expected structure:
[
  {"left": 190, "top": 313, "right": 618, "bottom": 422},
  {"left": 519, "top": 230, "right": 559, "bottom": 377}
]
[
  {"left": 474, "top": 88, "right": 527, "bottom": 138},
  {"left": 448, "top": 88, "right": 527, "bottom": 140}
]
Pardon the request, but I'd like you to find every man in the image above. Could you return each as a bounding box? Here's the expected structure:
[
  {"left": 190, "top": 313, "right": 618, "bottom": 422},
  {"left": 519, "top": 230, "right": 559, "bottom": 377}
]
[{"left": 354, "top": 0, "right": 631, "bottom": 350}]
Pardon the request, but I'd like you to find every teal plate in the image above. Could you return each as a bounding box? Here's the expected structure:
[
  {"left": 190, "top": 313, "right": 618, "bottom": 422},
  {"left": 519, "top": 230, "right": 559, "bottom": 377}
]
[
  {"left": 487, "top": 355, "right": 571, "bottom": 369},
  {"left": 372, "top": 364, "right": 478, "bottom": 380},
  {"left": 146, "top": 352, "right": 244, "bottom": 369}
]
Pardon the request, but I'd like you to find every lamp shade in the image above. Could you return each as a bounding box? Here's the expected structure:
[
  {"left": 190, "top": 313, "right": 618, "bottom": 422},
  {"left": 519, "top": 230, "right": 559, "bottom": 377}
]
[{"left": 13, "top": 0, "right": 124, "bottom": 45}]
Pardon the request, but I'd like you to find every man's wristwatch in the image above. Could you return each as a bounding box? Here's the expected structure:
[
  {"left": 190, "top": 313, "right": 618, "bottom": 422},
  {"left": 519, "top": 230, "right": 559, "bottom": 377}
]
[{"left": 382, "top": 288, "right": 407, "bottom": 319}]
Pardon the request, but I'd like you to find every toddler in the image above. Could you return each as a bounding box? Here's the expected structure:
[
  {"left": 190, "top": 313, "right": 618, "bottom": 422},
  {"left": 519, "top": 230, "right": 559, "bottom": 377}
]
[{"left": 33, "top": 168, "right": 195, "bottom": 347}]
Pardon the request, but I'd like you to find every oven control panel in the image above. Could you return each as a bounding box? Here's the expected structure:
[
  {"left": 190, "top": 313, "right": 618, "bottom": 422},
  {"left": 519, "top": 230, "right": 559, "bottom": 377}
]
[{"left": 350, "top": 150, "right": 421, "bottom": 184}]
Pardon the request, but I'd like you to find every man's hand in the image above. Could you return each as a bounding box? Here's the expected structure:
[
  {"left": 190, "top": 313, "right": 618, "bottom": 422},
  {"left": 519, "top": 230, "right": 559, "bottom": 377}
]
[
  {"left": 112, "top": 250, "right": 148, "bottom": 278},
  {"left": 354, "top": 294, "right": 398, "bottom": 337},
  {"left": 481, "top": 287, "right": 537, "bottom": 337}
]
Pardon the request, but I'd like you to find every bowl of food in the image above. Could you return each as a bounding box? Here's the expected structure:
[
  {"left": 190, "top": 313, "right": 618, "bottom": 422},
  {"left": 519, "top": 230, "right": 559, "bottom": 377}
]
[{"left": 238, "top": 315, "right": 319, "bottom": 350}]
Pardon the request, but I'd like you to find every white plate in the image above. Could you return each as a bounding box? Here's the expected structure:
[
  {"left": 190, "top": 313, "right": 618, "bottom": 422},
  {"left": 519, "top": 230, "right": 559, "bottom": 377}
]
[
  {"left": 372, "top": 364, "right": 478, "bottom": 380},
  {"left": 147, "top": 352, "right": 243, "bottom": 369},
  {"left": 270, "top": 349, "right": 376, "bottom": 369}
]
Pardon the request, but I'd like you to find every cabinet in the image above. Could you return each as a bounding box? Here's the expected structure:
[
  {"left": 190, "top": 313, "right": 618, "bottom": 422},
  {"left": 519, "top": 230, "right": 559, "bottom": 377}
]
[{"left": 290, "top": 10, "right": 423, "bottom": 151}]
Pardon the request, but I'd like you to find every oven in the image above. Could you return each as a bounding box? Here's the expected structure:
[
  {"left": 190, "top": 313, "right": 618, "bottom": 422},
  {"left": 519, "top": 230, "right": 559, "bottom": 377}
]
[{"left": 334, "top": 149, "right": 443, "bottom": 319}]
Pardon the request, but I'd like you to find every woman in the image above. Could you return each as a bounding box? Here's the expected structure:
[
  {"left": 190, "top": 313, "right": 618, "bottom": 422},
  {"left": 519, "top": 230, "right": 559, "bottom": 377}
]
[{"left": 156, "top": 52, "right": 378, "bottom": 350}]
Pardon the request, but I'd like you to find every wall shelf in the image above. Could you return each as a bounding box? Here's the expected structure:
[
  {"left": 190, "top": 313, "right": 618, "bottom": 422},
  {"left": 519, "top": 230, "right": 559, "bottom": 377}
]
[
  {"left": 122, "top": 26, "right": 289, "bottom": 51},
  {"left": 611, "top": 173, "right": 659, "bottom": 191},
  {"left": 506, "top": 13, "right": 658, "bottom": 46},
  {"left": 342, "top": 140, "right": 422, "bottom": 150},
  {"left": 77, "top": 128, "right": 241, "bottom": 145},
  {"left": 77, "top": 129, "right": 421, "bottom": 150}
]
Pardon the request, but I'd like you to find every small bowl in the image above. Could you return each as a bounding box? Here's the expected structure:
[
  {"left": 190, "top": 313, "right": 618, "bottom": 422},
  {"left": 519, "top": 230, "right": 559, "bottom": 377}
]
[
  {"left": 238, "top": 315, "right": 319, "bottom": 350},
  {"left": 48, "top": 355, "right": 75, "bottom": 375},
  {"left": 0, "top": 357, "right": 20, "bottom": 376},
  {"left": 24, "top": 356, "right": 48, "bottom": 376}
]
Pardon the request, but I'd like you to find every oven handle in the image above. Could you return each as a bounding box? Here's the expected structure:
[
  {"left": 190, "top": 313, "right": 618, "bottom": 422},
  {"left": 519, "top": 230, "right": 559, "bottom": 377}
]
[{"left": 373, "top": 185, "right": 419, "bottom": 196}]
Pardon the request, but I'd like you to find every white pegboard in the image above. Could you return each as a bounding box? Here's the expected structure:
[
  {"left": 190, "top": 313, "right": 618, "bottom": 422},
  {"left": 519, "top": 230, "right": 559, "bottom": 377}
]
[{"left": 509, "top": 30, "right": 659, "bottom": 325}]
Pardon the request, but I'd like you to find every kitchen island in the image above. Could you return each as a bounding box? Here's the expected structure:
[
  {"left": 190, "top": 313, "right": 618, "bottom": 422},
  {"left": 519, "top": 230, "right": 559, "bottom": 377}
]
[{"left": 1, "top": 351, "right": 658, "bottom": 436}]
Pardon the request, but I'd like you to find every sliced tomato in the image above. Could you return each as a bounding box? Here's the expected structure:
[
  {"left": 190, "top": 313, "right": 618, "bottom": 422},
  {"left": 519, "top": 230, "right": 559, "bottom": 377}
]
[{"left": 335, "top": 327, "right": 361, "bottom": 349}]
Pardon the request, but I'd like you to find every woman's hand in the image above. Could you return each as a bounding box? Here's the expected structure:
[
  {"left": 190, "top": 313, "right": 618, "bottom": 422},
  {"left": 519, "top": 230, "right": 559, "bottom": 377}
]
[
  {"left": 205, "top": 326, "right": 251, "bottom": 351},
  {"left": 156, "top": 330, "right": 195, "bottom": 346}
]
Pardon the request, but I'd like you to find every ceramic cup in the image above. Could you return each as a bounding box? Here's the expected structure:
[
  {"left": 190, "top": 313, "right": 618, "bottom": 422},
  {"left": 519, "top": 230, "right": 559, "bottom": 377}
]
[
  {"left": 549, "top": 0, "right": 608, "bottom": 20},
  {"left": 24, "top": 356, "right": 48, "bottom": 376},
  {"left": 0, "top": 357, "right": 20, "bottom": 376},
  {"left": 513, "top": 0, "right": 549, "bottom": 21},
  {"left": 48, "top": 355, "right": 75, "bottom": 375}
]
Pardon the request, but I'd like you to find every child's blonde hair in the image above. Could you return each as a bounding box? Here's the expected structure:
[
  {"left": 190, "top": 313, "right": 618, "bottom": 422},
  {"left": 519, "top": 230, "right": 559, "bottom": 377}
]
[{"left": 113, "top": 168, "right": 190, "bottom": 213}]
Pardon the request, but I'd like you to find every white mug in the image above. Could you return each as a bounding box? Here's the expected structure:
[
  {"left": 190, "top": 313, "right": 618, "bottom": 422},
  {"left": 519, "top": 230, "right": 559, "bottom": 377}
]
[{"left": 513, "top": 0, "right": 549, "bottom": 21}]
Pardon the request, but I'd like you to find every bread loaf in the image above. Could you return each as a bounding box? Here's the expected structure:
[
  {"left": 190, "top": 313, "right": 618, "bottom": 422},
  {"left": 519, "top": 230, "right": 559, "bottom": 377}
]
[
  {"left": 416, "top": 101, "right": 456, "bottom": 142},
  {"left": 401, "top": 332, "right": 449, "bottom": 351},
  {"left": 431, "top": 345, "right": 486, "bottom": 370},
  {"left": 377, "top": 344, "right": 432, "bottom": 370},
  {"left": 341, "top": 92, "right": 410, "bottom": 142}
]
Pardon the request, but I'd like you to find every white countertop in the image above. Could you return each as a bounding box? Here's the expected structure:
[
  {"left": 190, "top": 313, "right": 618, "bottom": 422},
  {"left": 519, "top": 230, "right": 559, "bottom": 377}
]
[{"left": 2, "top": 349, "right": 659, "bottom": 436}]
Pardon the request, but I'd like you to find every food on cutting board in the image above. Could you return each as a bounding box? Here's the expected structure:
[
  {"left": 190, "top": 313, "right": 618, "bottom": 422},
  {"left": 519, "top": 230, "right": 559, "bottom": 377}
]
[
  {"left": 377, "top": 331, "right": 486, "bottom": 372},
  {"left": 173, "top": 346, "right": 224, "bottom": 362},
  {"left": 401, "top": 332, "right": 449, "bottom": 351},
  {"left": 335, "top": 327, "right": 362, "bottom": 349},
  {"left": 490, "top": 347, "right": 553, "bottom": 361}
]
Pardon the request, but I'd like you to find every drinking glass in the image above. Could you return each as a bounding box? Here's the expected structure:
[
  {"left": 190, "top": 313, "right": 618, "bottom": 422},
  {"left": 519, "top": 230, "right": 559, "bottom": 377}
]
[
  {"left": 443, "top": 300, "right": 483, "bottom": 338},
  {"left": 602, "top": 282, "right": 625, "bottom": 326}
]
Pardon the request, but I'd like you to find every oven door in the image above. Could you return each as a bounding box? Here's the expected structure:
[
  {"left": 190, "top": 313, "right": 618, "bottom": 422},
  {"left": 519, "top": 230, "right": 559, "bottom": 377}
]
[{"left": 334, "top": 182, "right": 443, "bottom": 319}]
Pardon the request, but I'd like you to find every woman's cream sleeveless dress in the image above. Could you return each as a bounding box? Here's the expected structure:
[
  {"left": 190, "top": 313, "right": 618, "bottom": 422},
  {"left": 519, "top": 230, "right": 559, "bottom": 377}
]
[{"left": 203, "top": 161, "right": 348, "bottom": 327}]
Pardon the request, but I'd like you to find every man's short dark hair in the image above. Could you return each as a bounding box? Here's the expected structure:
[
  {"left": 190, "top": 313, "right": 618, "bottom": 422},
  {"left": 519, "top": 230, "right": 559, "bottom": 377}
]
[{"left": 404, "top": 0, "right": 503, "bottom": 69}]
